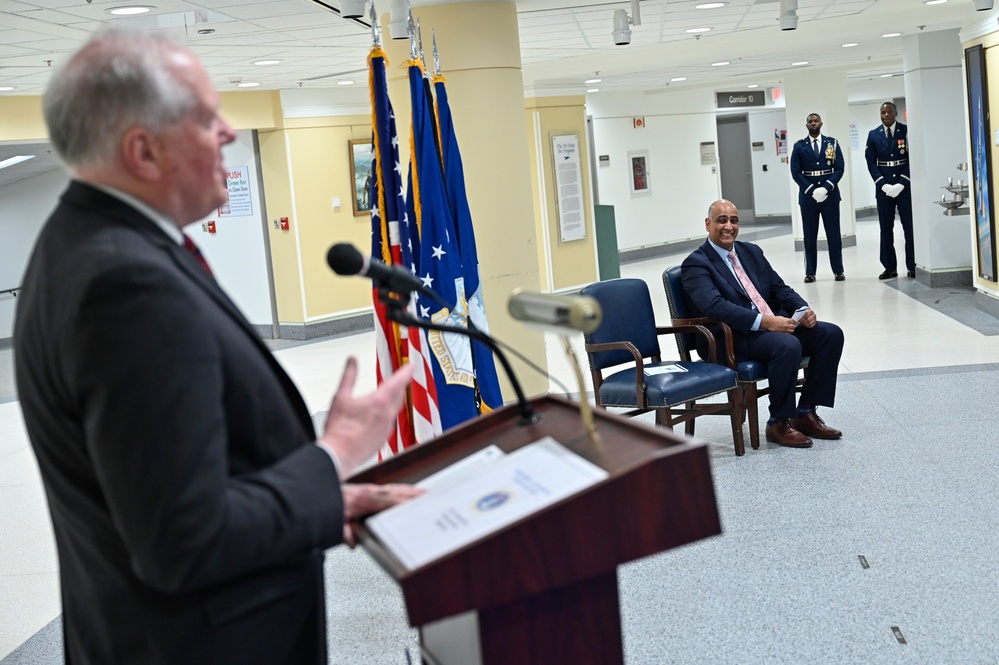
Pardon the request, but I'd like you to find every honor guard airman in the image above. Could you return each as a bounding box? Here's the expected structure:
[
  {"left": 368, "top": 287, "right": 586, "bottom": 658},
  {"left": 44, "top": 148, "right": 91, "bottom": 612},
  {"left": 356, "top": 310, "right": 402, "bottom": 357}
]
[
  {"left": 865, "top": 101, "right": 915, "bottom": 279},
  {"left": 790, "top": 113, "right": 845, "bottom": 283}
]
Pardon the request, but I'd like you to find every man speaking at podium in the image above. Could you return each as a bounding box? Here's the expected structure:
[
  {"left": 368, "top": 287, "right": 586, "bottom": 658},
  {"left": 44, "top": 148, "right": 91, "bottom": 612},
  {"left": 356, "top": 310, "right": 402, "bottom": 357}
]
[
  {"left": 15, "top": 29, "right": 419, "bottom": 665},
  {"left": 680, "top": 200, "right": 845, "bottom": 449}
]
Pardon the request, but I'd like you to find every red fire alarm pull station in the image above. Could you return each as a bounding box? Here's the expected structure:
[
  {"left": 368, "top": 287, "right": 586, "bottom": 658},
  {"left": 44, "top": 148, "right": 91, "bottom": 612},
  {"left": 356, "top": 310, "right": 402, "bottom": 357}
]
[
  {"left": 280, "top": 217, "right": 290, "bottom": 231},
  {"left": 206, "top": 220, "right": 217, "bottom": 234}
]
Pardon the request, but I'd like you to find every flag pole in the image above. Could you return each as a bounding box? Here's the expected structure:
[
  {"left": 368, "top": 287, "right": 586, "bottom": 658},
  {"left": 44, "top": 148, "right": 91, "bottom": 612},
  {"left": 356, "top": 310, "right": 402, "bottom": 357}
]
[
  {"left": 369, "top": 0, "right": 381, "bottom": 47},
  {"left": 432, "top": 29, "right": 441, "bottom": 77}
]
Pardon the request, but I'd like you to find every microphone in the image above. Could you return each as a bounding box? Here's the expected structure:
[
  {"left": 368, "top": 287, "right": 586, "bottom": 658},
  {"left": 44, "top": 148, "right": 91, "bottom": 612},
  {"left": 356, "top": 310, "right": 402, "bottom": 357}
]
[
  {"left": 507, "top": 289, "right": 603, "bottom": 334},
  {"left": 327, "top": 243, "right": 441, "bottom": 302}
]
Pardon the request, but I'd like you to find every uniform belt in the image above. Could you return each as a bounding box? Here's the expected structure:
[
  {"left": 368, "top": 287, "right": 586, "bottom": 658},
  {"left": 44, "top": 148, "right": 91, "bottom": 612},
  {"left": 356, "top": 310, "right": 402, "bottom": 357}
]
[
  {"left": 803, "top": 169, "right": 834, "bottom": 177},
  {"left": 876, "top": 159, "right": 907, "bottom": 167}
]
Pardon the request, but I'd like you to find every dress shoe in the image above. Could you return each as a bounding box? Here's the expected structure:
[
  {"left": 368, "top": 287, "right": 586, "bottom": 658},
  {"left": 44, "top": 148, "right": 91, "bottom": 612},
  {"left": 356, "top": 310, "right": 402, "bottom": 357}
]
[
  {"left": 835, "top": 273, "right": 845, "bottom": 282},
  {"left": 878, "top": 270, "right": 898, "bottom": 280},
  {"left": 804, "top": 275, "right": 815, "bottom": 283},
  {"left": 789, "top": 411, "right": 842, "bottom": 440},
  {"left": 765, "top": 419, "right": 813, "bottom": 448},
  {"left": 907, "top": 270, "right": 916, "bottom": 278}
]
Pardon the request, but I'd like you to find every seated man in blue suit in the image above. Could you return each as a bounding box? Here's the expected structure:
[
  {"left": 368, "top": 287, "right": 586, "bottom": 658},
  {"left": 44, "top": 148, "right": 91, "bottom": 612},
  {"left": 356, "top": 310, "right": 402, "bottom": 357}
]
[{"left": 680, "top": 199, "right": 845, "bottom": 448}]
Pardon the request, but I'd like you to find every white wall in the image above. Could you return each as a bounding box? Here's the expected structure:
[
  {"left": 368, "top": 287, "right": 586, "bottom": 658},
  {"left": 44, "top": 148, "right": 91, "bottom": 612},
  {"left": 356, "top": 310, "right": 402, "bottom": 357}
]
[
  {"left": 746, "top": 108, "right": 792, "bottom": 217},
  {"left": 189, "top": 130, "right": 274, "bottom": 326},
  {"left": 587, "top": 87, "right": 721, "bottom": 252},
  {"left": 0, "top": 129, "right": 274, "bottom": 340},
  {"left": 0, "top": 167, "right": 70, "bottom": 338}
]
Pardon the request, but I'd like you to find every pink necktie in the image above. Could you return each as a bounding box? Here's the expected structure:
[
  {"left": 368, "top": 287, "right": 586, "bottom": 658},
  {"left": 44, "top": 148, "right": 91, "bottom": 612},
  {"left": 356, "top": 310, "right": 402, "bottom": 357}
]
[
  {"left": 728, "top": 251, "right": 773, "bottom": 316},
  {"left": 183, "top": 235, "right": 214, "bottom": 276}
]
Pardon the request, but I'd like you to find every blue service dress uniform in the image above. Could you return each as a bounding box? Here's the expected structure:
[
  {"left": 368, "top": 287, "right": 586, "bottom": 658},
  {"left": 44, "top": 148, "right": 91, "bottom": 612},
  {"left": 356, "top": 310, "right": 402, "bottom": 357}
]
[
  {"left": 789, "top": 135, "right": 845, "bottom": 276},
  {"left": 865, "top": 122, "right": 915, "bottom": 273}
]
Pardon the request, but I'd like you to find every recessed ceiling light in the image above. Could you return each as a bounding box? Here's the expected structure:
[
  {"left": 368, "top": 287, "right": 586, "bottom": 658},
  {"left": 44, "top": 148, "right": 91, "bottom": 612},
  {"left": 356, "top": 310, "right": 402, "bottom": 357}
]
[
  {"left": 883, "top": 32, "right": 902, "bottom": 38},
  {"left": 925, "top": 0, "right": 947, "bottom": 4},
  {"left": 236, "top": 82, "right": 260, "bottom": 88},
  {"left": 881, "top": 73, "right": 894, "bottom": 78},
  {"left": 842, "top": 42, "right": 858, "bottom": 47},
  {"left": 712, "top": 61, "right": 729, "bottom": 67},
  {"left": 254, "top": 60, "right": 281, "bottom": 66},
  {"left": 587, "top": 88, "right": 600, "bottom": 93},
  {"left": 585, "top": 78, "right": 602, "bottom": 84},
  {"left": 695, "top": 2, "right": 726, "bottom": 8},
  {"left": 0, "top": 155, "right": 35, "bottom": 170},
  {"left": 108, "top": 6, "right": 152, "bottom": 15},
  {"left": 686, "top": 27, "right": 711, "bottom": 33},
  {"left": 337, "top": 80, "right": 354, "bottom": 86},
  {"left": 792, "top": 61, "right": 808, "bottom": 66},
  {"left": 671, "top": 77, "right": 687, "bottom": 82},
  {"left": 0, "top": 86, "right": 14, "bottom": 92},
  {"left": 747, "top": 84, "right": 759, "bottom": 88}
]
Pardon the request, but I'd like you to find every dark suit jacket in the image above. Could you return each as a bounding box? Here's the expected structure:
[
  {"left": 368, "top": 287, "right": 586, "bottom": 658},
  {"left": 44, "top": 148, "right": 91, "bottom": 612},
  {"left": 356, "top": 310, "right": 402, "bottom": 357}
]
[
  {"left": 865, "top": 122, "right": 911, "bottom": 189},
  {"left": 680, "top": 240, "right": 807, "bottom": 360},
  {"left": 15, "top": 182, "right": 343, "bottom": 665},
  {"left": 789, "top": 135, "right": 845, "bottom": 205}
]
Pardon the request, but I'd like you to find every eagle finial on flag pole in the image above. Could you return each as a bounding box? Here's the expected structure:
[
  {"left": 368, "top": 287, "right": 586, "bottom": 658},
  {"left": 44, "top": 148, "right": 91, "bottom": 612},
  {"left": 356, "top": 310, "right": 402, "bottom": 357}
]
[
  {"left": 432, "top": 28, "right": 441, "bottom": 76},
  {"left": 369, "top": 0, "right": 381, "bottom": 47}
]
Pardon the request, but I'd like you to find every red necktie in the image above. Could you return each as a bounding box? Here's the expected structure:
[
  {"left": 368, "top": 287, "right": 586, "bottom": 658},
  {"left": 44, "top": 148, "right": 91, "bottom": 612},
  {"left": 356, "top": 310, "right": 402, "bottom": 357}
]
[
  {"left": 182, "top": 234, "right": 214, "bottom": 276},
  {"left": 728, "top": 251, "right": 773, "bottom": 316}
]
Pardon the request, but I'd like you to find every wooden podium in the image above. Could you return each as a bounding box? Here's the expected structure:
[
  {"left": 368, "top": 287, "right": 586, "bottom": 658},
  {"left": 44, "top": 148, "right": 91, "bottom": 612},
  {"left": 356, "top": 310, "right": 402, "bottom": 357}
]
[{"left": 351, "top": 395, "right": 721, "bottom": 665}]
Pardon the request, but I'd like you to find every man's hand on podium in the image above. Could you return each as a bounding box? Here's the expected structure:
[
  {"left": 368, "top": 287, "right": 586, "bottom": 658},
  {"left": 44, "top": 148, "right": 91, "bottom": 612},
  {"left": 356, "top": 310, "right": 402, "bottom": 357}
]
[
  {"left": 342, "top": 484, "right": 426, "bottom": 547},
  {"left": 319, "top": 357, "right": 413, "bottom": 477}
]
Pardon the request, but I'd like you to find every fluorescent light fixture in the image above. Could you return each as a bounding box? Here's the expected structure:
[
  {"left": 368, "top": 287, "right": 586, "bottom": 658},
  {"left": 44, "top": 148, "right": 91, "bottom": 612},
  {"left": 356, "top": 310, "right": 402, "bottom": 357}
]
[
  {"left": 747, "top": 84, "right": 759, "bottom": 88},
  {"left": 0, "top": 86, "right": 14, "bottom": 92},
  {"left": 883, "top": 32, "right": 901, "bottom": 37},
  {"left": 792, "top": 61, "right": 808, "bottom": 66},
  {"left": 587, "top": 88, "right": 600, "bottom": 93},
  {"left": 108, "top": 5, "right": 152, "bottom": 14},
  {"left": 881, "top": 74, "right": 894, "bottom": 78},
  {"left": 925, "top": 0, "right": 947, "bottom": 4},
  {"left": 337, "top": 80, "right": 355, "bottom": 85},
  {"left": 585, "top": 78, "right": 602, "bottom": 84},
  {"left": 842, "top": 42, "right": 858, "bottom": 47},
  {"left": 671, "top": 77, "right": 687, "bottom": 81},
  {"left": 236, "top": 82, "right": 260, "bottom": 88},
  {"left": 695, "top": 2, "right": 726, "bottom": 7},
  {"left": 711, "top": 61, "right": 729, "bottom": 67},
  {"left": 686, "top": 27, "right": 711, "bottom": 33},
  {"left": 254, "top": 60, "right": 281, "bottom": 66},
  {"left": 0, "top": 155, "right": 35, "bottom": 170}
]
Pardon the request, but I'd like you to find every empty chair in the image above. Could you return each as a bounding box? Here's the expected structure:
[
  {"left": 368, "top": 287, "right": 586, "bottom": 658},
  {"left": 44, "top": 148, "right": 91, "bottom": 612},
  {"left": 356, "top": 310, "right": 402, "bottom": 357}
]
[{"left": 580, "top": 278, "right": 746, "bottom": 456}]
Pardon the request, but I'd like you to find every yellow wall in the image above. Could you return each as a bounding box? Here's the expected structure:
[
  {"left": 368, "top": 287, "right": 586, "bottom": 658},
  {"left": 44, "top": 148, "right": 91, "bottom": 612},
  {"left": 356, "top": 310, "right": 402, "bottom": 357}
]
[{"left": 525, "top": 96, "right": 598, "bottom": 293}]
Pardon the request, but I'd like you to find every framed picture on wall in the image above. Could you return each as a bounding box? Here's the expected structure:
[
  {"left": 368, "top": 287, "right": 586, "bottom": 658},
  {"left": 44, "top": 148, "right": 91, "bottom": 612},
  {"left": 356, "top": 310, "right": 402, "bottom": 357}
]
[
  {"left": 349, "top": 139, "right": 374, "bottom": 216},
  {"left": 966, "top": 44, "right": 997, "bottom": 282},
  {"left": 628, "top": 150, "right": 651, "bottom": 197}
]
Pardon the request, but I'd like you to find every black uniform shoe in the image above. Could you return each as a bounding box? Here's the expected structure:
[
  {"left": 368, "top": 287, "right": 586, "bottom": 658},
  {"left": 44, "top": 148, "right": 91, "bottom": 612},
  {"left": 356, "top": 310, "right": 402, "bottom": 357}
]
[
  {"left": 835, "top": 274, "right": 845, "bottom": 281},
  {"left": 907, "top": 270, "right": 916, "bottom": 278},
  {"left": 804, "top": 275, "right": 815, "bottom": 283},
  {"left": 878, "top": 270, "right": 898, "bottom": 280}
]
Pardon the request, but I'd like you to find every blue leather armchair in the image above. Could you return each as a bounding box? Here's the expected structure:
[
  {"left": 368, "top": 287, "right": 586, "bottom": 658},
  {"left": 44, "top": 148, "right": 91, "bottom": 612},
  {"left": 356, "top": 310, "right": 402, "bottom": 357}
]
[{"left": 580, "top": 278, "right": 746, "bottom": 456}]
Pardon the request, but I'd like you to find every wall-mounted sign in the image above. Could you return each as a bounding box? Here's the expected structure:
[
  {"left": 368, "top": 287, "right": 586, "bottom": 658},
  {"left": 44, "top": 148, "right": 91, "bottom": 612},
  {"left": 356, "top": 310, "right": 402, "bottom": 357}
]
[
  {"left": 599, "top": 155, "right": 610, "bottom": 166},
  {"left": 219, "top": 166, "right": 253, "bottom": 217},
  {"left": 716, "top": 92, "right": 765, "bottom": 108},
  {"left": 700, "top": 142, "right": 717, "bottom": 166},
  {"left": 633, "top": 117, "right": 645, "bottom": 128},
  {"left": 551, "top": 134, "right": 586, "bottom": 242},
  {"left": 752, "top": 141, "right": 764, "bottom": 151}
]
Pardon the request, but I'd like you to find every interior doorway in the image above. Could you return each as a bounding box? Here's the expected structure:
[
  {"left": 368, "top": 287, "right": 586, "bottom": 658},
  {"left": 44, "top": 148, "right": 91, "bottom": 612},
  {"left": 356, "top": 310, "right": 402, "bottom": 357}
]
[{"left": 716, "top": 114, "right": 756, "bottom": 223}]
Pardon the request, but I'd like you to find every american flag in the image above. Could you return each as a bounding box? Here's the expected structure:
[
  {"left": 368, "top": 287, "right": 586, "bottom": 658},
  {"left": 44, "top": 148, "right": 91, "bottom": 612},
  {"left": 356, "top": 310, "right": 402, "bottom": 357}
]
[{"left": 368, "top": 47, "right": 440, "bottom": 457}]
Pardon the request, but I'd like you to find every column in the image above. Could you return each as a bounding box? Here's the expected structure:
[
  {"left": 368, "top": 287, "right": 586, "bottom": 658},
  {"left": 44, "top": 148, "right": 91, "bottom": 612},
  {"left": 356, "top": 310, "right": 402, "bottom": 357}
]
[
  {"left": 382, "top": 1, "right": 549, "bottom": 397},
  {"left": 903, "top": 28, "right": 972, "bottom": 286}
]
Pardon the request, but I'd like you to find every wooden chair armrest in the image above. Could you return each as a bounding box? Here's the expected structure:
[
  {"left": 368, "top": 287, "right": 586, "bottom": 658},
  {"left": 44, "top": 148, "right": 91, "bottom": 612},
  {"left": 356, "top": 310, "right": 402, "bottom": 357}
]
[
  {"left": 667, "top": 316, "right": 737, "bottom": 368},
  {"left": 584, "top": 340, "right": 646, "bottom": 405},
  {"left": 655, "top": 324, "right": 721, "bottom": 364}
]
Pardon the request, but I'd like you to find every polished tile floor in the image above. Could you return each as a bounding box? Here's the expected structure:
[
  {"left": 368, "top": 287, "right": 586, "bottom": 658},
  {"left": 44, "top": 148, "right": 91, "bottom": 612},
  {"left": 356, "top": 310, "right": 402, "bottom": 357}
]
[{"left": 3, "top": 218, "right": 999, "bottom": 662}]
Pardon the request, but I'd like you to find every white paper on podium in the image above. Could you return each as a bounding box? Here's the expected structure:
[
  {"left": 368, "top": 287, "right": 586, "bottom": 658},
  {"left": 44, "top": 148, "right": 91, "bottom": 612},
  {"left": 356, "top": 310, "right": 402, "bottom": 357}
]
[{"left": 366, "top": 436, "right": 609, "bottom": 570}]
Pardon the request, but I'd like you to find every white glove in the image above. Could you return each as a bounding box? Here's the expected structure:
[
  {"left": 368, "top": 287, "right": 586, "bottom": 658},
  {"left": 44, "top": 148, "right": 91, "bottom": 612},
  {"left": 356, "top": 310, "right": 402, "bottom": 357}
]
[
  {"left": 881, "top": 184, "right": 893, "bottom": 196},
  {"left": 811, "top": 187, "right": 828, "bottom": 203},
  {"left": 890, "top": 183, "right": 905, "bottom": 197}
]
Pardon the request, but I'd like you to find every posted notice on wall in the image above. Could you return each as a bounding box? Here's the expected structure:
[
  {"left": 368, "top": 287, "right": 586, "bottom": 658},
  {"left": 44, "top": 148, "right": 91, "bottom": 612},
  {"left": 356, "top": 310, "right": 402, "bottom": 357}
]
[
  {"left": 218, "top": 166, "right": 253, "bottom": 217},
  {"left": 551, "top": 135, "right": 586, "bottom": 242},
  {"left": 365, "top": 437, "right": 608, "bottom": 570}
]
